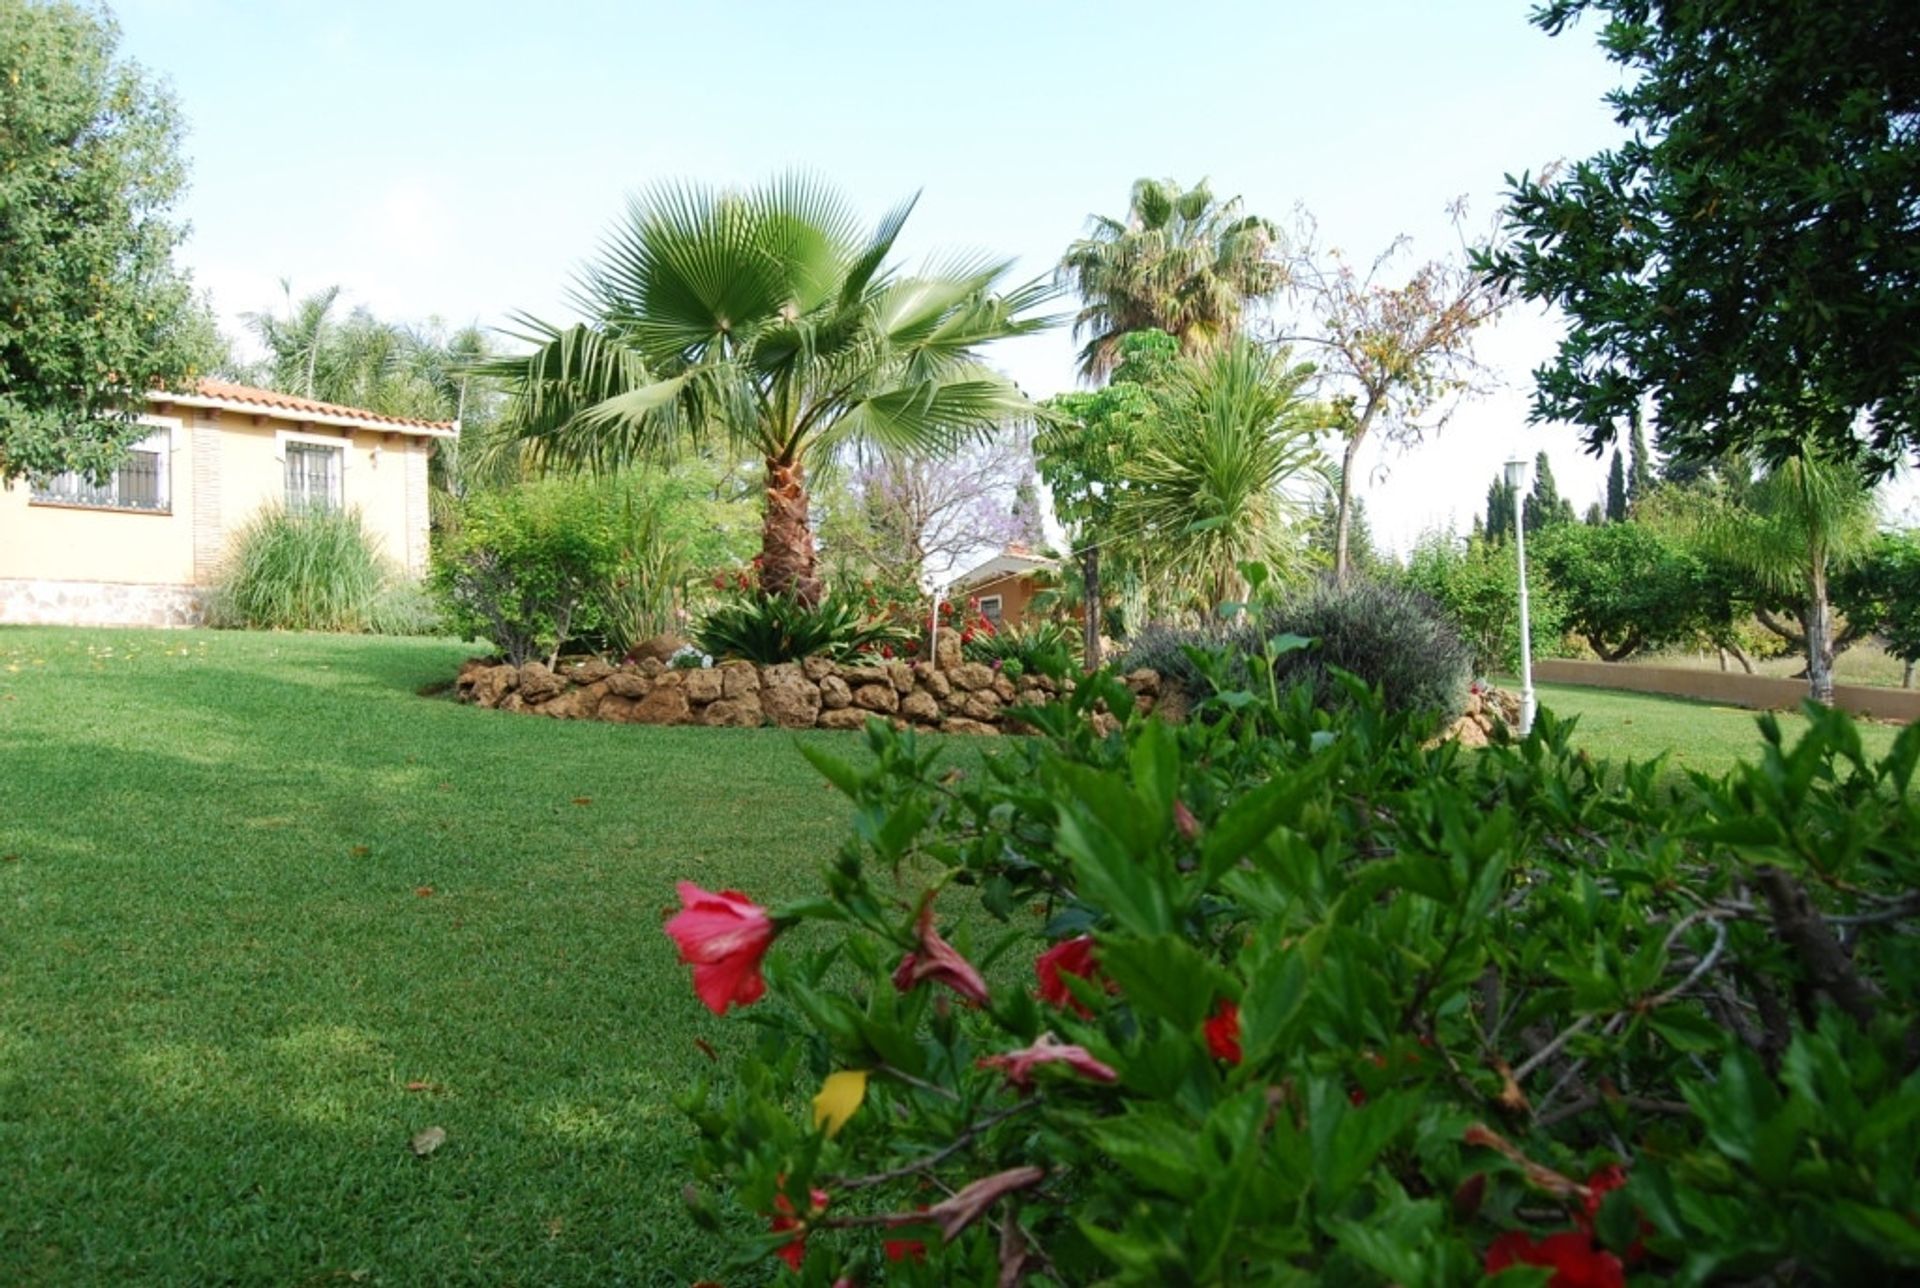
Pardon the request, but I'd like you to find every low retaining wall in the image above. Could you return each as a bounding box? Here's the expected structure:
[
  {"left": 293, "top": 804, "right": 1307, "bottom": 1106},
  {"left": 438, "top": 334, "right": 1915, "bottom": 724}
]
[
  {"left": 1535, "top": 659, "right": 1918, "bottom": 724},
  {"left": 0, "top": 577, "right": 206, "bottom": 628},
  {"left": 454, "top": 653, "right": 1165, "bottom": 736}
]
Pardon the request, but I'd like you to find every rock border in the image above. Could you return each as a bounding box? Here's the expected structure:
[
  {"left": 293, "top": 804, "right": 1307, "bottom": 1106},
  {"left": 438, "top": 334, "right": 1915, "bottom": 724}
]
[{"left": 453, "top": 650, "right": 1163, "bottom": 737}]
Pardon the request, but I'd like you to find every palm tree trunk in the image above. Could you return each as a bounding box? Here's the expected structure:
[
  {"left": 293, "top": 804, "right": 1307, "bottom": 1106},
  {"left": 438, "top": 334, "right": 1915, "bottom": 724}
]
[
  {"left": 761, "top": 456, "right": 822, "bottom": 606},
  {"left": 1081, "top": 547, "right": 1102, "bottom": 671},
  {"left": 1805, "top": 559, "right": 1836, "bottom": 706}
]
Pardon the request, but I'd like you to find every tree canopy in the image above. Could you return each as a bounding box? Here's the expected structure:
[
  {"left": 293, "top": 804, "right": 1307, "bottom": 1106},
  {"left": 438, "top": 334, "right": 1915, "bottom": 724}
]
[
  {"left": 484, "top": 174, "right": 1053, "bottom": 602},
  {"left": 1058, "top": 179, "right": 1285, "bottom": 383},
  {"left": 1485, "top": 0, "right": 1920, "bottom": 473},
  {"left": 0, "top": 0, "right": 216, "bottom": 482}
]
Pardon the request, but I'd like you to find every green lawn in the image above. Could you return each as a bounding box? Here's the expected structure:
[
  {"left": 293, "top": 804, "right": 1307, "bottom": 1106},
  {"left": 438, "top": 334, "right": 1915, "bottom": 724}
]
[
  {"left": 0, "top": 629, "right": 1903, "bottom": 1283},
  {"left": 1527, "top": 680, "right": 1901, "bottom": 776}
]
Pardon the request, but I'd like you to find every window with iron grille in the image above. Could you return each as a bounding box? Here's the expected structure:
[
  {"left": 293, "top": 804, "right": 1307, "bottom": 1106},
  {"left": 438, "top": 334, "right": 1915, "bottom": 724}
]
[
  {"left": 284, "top": 441, "right": 343, "bottom": 513},
  {"left": 30, "top": 436, "right": 171, "bottom": 512},
  {"left": 979, "top": 594, "right": 1004, "bottom": 627}
]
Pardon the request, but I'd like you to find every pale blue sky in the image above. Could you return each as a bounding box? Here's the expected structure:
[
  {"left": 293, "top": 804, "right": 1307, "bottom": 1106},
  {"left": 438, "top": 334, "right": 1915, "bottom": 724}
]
[{"left": 106, "top": 0, "right": 1920, "bottom": 542}]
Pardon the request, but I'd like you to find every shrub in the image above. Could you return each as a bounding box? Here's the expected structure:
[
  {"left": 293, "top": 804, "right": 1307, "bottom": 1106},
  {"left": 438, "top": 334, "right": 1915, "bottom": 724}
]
[
  {"left": 1401, "top": 531, "right": 1570, "bottom": 674},
  {"left": 433, "top": 481, "right": 624, "bottom": 667},
  {"left": 1117, "top": 620, "right": 1240, "bottom": 695},
  {"left": 210, "top": 506, "right": 398, "bottom": 632},
  {"left": 662, "top": 664, "right": 1920, "bottom": 1284},
  {"left": 964, "top": 619, "right": 1080, "bottom": 676},
  {"left": 695, "top": 593, "right": 908, "bottom": 665},
  {"left": 1260, "top": 578, "right": 1473, "bottom": 719}
]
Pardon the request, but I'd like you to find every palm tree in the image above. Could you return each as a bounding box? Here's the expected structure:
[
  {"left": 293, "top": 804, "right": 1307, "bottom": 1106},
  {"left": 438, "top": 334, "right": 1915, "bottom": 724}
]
[
  {"left": 1059, "top": 178, "right": 1285, "bottom": 383},
  {"left": 1698, "top": 450, "right": 1880, "bottom": 704},
  {"left": 482, "top": 175, "right": 1054, "bottom": 602},
  {"left": 1118, "top": 339, "right": 1328, "bottom": 612}
]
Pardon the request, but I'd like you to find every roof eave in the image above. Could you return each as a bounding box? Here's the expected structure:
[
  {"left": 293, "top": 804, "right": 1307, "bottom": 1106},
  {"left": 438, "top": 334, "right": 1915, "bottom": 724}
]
[{"left": 145, "top": 390, "right": 459, "bottom": 439}]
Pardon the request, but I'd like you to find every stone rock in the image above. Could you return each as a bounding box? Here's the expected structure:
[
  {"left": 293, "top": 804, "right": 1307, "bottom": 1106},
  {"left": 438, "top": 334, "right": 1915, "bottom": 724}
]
[
  {"left": 518, "top": 662, "right": 564, "bottom": 704},
  {"left": 1156, "top": 684, "right": 1194, "bottom": 725},
  {"left": 886, "top": 661, "right": 914, "bottom": 694},
  {"left": 801, "top": 656, "right": 836, "bottom": 682},
  {"left": 471, "top": 663, "right": 520, "bottom": 707},
  {"left": 598, "top": 695, "right": 639, "bottom": 724},
  {"left": 950, "top": 662, "right": 996, "bottom": 692},
  {"left": 839, "top": 664, "right": 890, "bottom": 686},
  {"left": 653, "top": 669, "right": 685, "bottom": 689},
  {"left": 701, "top": 695, "right": 765, "bottom": 728},
  {"left": 819, "top": 674, "right": 853, "bottom": 709},
  {"left": 940, "top": 688, "right": 971, "bottom": 713},
  {"left": 1447, "top": 715, "right": 1490, "bottom": 749},
  {"left": 934, "top": 632, "right": 963, "bottom": 671},
  {"left": 917, "top": 666, "right": 952, "bottom": 699},
  {"left": 564, "top": 657, "right": 615, "bottom": 685},
  {"left": 632, "top": 684, "right": 692, "bottom": 726},
  {"left": 991, "top": 675, "right": 1016, "bottom": 703},
  {"left": 637, "top": 657, "right": 668, "bottom": 679},
  {"left": 543, "top": 684, "right": 604, "bottom": 720},
  {"left": 853, "top": 683, "right": 899, "bottom": 714},
  {"left": 941, "top": 717, "right": 998, "bottom": 736},
  {"left": 960, "top": 691, "right": 1002, "bottom": 722},
  {"left": 900, "top": 690, "right": 941, "bottom": 723},
  {"left": 1135, "top": 692, "right": 1156, "bottom": 714},
  {"left": 1029, "top": 674, "right": 1058, "bottom": 694},
  {"left": 759, "top": 664, "right": 822, "bottom": 729},
  {"left": 1090, "top": 711, "right": 1121, "bottom": 738},
  {"left": 630, "top": 633, "right": 690, "bottom": 664},
  {"left": 1016, "top": 687, "right": 1049, "bottom": 707},
  {"left": 498, "top": 692, "right": 527, "bottom": 714},
  {"left": 720, "top": 661, "right": 760, "bottom": 699},
  {"left": 1124, "top": 668, "right": 1161, "bottom": 697},
  {"left": 606, "top": 671, "right": 652, "bottom": 699},
  {"left": 683, "top": 667, "right": 724, "bottom": 705},
  {"left": 817, "top": 707, "right": 873, "bottom": 731}
]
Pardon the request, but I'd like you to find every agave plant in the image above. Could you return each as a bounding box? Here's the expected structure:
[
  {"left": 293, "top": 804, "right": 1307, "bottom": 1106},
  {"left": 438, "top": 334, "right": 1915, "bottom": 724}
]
[{"left": 480, "top": 174, "right": 1057, "bottom": 603}]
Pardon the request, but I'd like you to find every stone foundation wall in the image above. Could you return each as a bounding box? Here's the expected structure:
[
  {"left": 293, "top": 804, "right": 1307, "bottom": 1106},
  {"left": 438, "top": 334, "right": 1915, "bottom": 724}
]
[
  {"left": 0, "top": 578, "right": 207, "bottom": 628},
  {"left": 454, "top": 653, "right": 1165, "bottom": 736}
]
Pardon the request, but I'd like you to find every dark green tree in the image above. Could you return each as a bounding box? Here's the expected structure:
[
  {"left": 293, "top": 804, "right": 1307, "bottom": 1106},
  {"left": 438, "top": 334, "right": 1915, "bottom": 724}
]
[
  {"left": 1628, "top": 410, "right": 1655, "bottom": 508},
  {"left": 1584, "top": 501, "right": 1604, "bottom": 526},
  {"left": 1834, "top": 530, "right": 1920, "bottom": 689},
  {"left": 1038, "top": 330, "right": 1179, "bottom": 666},
  {"left": 1484, "top": 476, "right": 1517, "bottom": 543},
  {"left": 0, "top": 0, "right": 216, "bottom": 483},
  {"left": 1535, "top": 520, "right": 1735, "bottom": 660},
  {"left": 1605, "top": 449, "right": 1627, "bottom": 522},
  {"left": 1522, "top": 451, "right": 1575, "bottom": 532},
  {"left": 1484, "top": 0, "right": 1920, "bottom": 473}
]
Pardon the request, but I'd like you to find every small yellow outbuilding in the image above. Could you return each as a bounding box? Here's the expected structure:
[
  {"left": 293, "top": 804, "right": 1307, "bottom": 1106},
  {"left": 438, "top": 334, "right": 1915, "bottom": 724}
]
[{"left": 0, "top": 381, "right": 454, "bottom": 626}]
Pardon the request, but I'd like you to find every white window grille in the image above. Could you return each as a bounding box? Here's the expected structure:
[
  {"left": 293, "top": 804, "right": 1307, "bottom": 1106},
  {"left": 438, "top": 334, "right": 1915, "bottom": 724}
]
[
  {"left": 30, "top": 433, "right": 171, "bottom": 512},
  {"left": 285, "top": 441, "right": 344, "bottom": 513}
]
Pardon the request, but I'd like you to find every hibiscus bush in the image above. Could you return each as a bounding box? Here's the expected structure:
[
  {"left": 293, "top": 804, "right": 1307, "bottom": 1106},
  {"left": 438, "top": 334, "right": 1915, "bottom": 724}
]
[{"left": 663, "top": 647, "right": 1920, "bottom": 1285}]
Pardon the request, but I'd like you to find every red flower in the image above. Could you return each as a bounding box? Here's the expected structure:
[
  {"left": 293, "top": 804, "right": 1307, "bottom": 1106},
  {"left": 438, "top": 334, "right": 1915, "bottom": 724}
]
[
  {"left": 892, "top": 902, "right": 990, "bottom": 1006},
  {"left": 1035, "top": 935, "right": 1099, "bottom": 1013},
  {"left": 1204, "top": 1000, "right": 1242, "bottom": 1064},
  {"left": 1578, "top": 1164, "right": 1627, "bottom": 1232},
  {"left": 1484, "top": 1231, "right": 1624, "bottom": 1288},
  {"left": 711, "top": 574, "right": 728, "bottom": 590},
  {"left": 961, "top": 628, "right": 975, "bottom": 643},
  {"left": 770, "top": 1185, "right": 830, "bottom": 1270},
  {"left": 1173, "top": 799, "right": 1202, "bottom": 841},
  {"left": 884, "top": 1236, "right": 926, "bottom": 1262},
  {"left": 663, "top": 882, "right": 777, "bottom": 1015},
  {"left": 881, "top": 644, "right": 894, "bottom": 659},
  {"left": 978, "top": 1032, "right": 1118, "bottom": 1088}
]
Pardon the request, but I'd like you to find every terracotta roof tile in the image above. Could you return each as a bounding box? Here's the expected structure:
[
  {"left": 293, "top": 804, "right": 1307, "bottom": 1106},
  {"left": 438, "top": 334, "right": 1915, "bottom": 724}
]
[{"left": 154, "top": 380, "right": 457, "bottom": 433}]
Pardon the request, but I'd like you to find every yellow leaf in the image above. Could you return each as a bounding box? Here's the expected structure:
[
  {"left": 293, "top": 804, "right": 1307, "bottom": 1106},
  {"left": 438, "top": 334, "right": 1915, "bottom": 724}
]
[{"left": 811, "top": 1069, "right": 868, "bottom": 1138}]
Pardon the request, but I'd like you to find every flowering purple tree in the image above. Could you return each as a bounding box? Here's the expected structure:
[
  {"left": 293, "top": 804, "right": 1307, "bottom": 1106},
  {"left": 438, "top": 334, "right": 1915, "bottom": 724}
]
[{"left": 841, "top": 430, "right": 1043, "bottom": 588}]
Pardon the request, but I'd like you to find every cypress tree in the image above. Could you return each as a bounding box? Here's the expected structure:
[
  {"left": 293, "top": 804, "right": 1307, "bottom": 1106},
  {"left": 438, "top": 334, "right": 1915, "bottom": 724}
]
[{"left": 1605, "top": 449, "right": 1628, "bottom": 522}]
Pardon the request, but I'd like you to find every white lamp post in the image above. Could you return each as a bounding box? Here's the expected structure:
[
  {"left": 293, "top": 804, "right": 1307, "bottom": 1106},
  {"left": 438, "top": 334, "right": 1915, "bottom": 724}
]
[{"left": 1504, "top": 455, "right": 1537, "bottom": 736}]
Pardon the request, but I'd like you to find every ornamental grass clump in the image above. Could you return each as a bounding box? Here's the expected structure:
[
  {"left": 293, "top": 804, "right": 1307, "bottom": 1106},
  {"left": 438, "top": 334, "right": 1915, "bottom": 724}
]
[
  {"left": 660, "top": 644, "right": 1920, "bottom": 1284},
  {"left": 210, "top": 506, "right": 403, "bottom": 633}
]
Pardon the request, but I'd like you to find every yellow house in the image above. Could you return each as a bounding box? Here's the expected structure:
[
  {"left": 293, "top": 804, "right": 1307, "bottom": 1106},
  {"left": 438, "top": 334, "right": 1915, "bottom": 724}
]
[
  {"left": 0, "top": 381, "right": 455, "bottom": 627},
  {"left": 948, "top": 545, "right": 1060, "bottom": 631}
]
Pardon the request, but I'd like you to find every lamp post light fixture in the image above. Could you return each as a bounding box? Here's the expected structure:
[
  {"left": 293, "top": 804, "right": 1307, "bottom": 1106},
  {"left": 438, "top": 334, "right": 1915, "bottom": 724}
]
[{"left": 1504, "top": 454, "right": 1537, "bottom": 737}]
